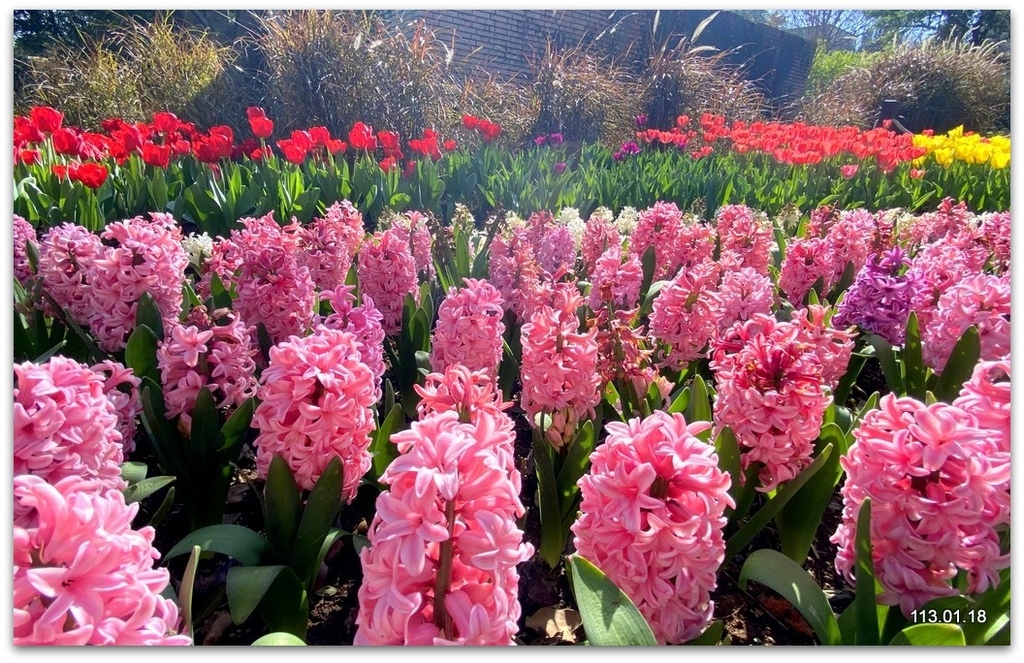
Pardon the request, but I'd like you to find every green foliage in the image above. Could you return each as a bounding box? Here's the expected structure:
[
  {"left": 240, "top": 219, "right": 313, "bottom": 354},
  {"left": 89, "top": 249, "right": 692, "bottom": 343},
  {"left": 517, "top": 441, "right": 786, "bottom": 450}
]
[
  {"left": 802, "top": 36, "right": 1009, "bottom": 134},
  {"left": 805, "top": 45, "right": 877, "bottom": 98},
  {"left": 566, "top": 555, "right": 658, "bottom": 646}
]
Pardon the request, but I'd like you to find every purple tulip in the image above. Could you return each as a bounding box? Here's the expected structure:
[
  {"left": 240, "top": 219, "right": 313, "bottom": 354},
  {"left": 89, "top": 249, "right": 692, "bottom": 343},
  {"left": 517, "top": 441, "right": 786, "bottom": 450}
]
[{"left": 553, "top": 162, "right": 567, "bottom": 175}]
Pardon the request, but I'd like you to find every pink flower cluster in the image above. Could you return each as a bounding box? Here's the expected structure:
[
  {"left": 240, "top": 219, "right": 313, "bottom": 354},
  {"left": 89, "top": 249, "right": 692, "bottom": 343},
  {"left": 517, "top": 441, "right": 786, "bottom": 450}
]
[
  {"left": 833, "top": 246, "right": 918, "bottom": 345},
  {"left": 572, "top": 411, "right": 733, "bottom": 644},
  {"left": 536, "top": 224, "right": 577, "bottom": 276},
  {"left": 14, "top": 214, "right": 36, "bottom": 286},
  {"left": 519, "top": 287, "right": 602, "bottom": 449},
  {"left": 711, "top": 312, "right": 841, "bottom": 492},
  {"left": 14, "top": 475, "right": 190, "bottom": 645},
  {"left": 592, "top": 307, "right": 658, "bottom": 408},
  {"left": 649, "top": 259, "right": 722, "bottom": 370},
  {"left": 316, "top": 286, "right": 386, "bottom": 399},
  {"left": 92, "top": 360, "right": 142, "bottom": 454},
  {"left": 906, "top": 239, "right": 981, "bottom": 331},
  {"left": 157, "top": 306, "right": 258, "bottom": 434},
  {"left": 831, "top": 394, "right": 1010, "bottom": 616},
  {"left": 488, "top": 228, "right": 542, "bottom": 322},
  {"left": 389, "top": 210, "right": 436, "bottom": 280},
  {"left": 629, "top": 201, "right": 685, "bottom": 279},
  {"left": 356, "top": 228, "right": 420, "bottom": 336},
  {"left": 234, "top": 223, "right": 316, "bottom": 346},
  {"left": 298, "top": 200, "right": 365, "bottom": 291},
  {"left": 355, "top": 409, "right": 532, "bottom": 645},
  {"left": 580, "top": 212, "right": 621, "bottom": 278},
  {"left": 35, "top": 216, "right": 187, "bottom": 352},
  {"left": 922, "top": 273, "right": 1010, "bottom": 373},
  {"left": 953, "top": 355, "right": 1010, "bottom": 452},
  {"left": 715, "top": 266, "right": 774, "bottom": 334},
  {"left": 415, "top": 364, "right": 512, "bottom": 423},
  {"left": 252, "top": 326, "right": 376, "bottom": 502},
  {"left": 14, "top": 356, "right": 126, "bottom": 493},
  {"left": 716, "top": 204, "right": 773, "bottom": 273},
  {"left": 778, "top": 236, "right": 831, "bottom": 304},
  {"left": 587, "top": 247, "right": 643, "bottom": 311},
  {"left": 977, "top": 211, "right": 1011, "bottom": 273},
  {"left": 430, "top": 278, "right": 506, "bottom": 377},
  {"left": 84, "top": 214, "right": 188, "bottom": 352}
]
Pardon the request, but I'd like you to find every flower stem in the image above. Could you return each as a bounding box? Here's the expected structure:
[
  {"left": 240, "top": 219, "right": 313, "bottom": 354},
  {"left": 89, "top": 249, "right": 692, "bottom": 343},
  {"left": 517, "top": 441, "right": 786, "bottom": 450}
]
[{"left": 433, "top": 499, "right": 456, "bottom": 640}]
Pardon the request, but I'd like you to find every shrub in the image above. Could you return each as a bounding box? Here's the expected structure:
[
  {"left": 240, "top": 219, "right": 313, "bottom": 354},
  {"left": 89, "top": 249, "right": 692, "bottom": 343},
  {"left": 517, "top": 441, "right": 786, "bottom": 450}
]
[
  {"left": 257, "top": 11, "right": 454, "bottom": 140},
  {"left": 804, "top": 44, "right": 877, "bottom": 98},
  {"left": 641, "top": 34, "right": 768, "bottom": 128},
  {"left": 438, "top": 70, "right": 539, "bottom": 147},
  {"left": 17, "top": 15, "right": 248, "bottom": 132},
  {"left": 527, "top": 40, "right": 647, "bottom": 146},
  {"left": 800, "top": 36, "right": 1009, "bottom": 134}
]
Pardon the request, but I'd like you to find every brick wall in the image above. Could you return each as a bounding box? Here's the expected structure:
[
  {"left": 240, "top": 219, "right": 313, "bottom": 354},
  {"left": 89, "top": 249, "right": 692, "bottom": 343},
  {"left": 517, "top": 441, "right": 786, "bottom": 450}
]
[{"left": 380, "top": 9, "right": 815, "bottom": 109}]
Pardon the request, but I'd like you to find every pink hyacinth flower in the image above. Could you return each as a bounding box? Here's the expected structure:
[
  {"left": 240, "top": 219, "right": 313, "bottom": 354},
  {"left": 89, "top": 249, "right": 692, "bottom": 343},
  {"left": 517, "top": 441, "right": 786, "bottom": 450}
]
[
  {"left": 572, "top": 411, "right": 734, "bottom": 644},
  {"left": 430, "top": 278, "right": 506, "bottom": 377},
  {"left": 356, "top": 228, "right": 420, "bottom": 336},
  {"left": 14, "top": 475, "right": 191, "bottom": 645},
  {"left": 14, "top": 356, "right": 125, "bottom": 494},
  {"left": 355, "top": 410, "right": 532, "bottom": 645},
  {"left": 252, "top": 326, "right": 377, "bottom": 502},
  {"left": 831, "top": 395, "right": 1010, "bottom": 616}
]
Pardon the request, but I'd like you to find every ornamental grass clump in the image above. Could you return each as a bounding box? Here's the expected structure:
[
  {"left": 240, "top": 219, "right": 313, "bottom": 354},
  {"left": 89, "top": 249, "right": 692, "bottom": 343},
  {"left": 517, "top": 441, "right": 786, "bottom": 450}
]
[
  {"left": 14, "top": 475, "right": 191, "bottom": 645},
  {"left": 251, "top": 326, "right": 377, "bottom": 502},
  {"left": 355, "top": 408, "right": 532, "bottom": 645},
  {"left": 571, "top": 411, "right": 734, "bottom": 644},
  {"left": 832, "top": 394, "right": 1010, "bottom": 616}
]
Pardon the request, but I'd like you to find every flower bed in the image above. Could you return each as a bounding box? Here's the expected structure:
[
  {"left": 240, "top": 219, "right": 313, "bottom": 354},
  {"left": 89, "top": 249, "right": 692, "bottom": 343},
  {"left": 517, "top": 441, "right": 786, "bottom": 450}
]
[{"left": 11, "top": 106, "right": 1011, "bottom": 647}]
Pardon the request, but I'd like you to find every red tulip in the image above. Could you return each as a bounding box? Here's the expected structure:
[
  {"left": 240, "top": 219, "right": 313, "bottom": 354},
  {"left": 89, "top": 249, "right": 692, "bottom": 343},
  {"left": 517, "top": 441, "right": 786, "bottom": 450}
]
[
  {"left": 276, "top": 138, "right": 307, "bottom": 165},
  {"left": 18, "top": 149, "right": 40, "bottom": 165},
  {"left": 379, "top": 156, "right": 398, "bottom": 172},
  {"left": 308, "top": 126, "right": 331, "bottom": 147},
  {"left": 30, "top": 106, "right": 64, "bottom": 134},
  {"left": 348, "top": 122, "right": 378, "bottom": 151},
  {"left": 142, "top": 143, "right": 171, "bottom": 168},
  {"left": 74, "top": 162, "right": 109, "bottom": 189},
  {"left": 51, "top": 128, "right": 82, "bottom": 156},
  {"left": 249, "top": 115, "right": 274, "bottom": 139},
  {"left": 443, "top": 139, "right": 457, "bottom": 151},
  {"left": 152, "top": 111, "right": 179, "bottom": 134},
  {"left": 840, "top": 164, "right": 859, "bottom": 179}
]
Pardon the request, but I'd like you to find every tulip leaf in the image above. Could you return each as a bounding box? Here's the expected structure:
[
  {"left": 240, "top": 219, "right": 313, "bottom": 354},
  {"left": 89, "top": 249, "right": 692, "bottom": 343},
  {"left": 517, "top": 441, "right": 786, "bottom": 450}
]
[
  {"left": 685, "top": 374, "right": 713, "bottom": 439},
  {"left": 864, "top": 333, "right": 904, "bottom": 396},
  {"left": 125, "top": 324, "right": 160, "bottom": 386},
  {"left": 134, "top": 291, "right": 165, "bottom": 341},
  {"left": 165, "top": 524, "right": 271, "bottom": 567},
  {"left": 227, "top": 565, "right": 308, "bottom": 640},
  {"left": 120, "top": 461, "right": 149, "bottom": 485},
  {"left": 123, "top": 475, "right": 175, "bottom": 505},
  {"left": 738, "top": 548, "right": 841, "bottom": 646},
  {"left": 557, "top": 419, "right": 596, "bottom": 524},
  {"left": 370, "top": 403, "right": 404, "bottom": 480},
  {"left": 853, "top": 498, "right": 880, "bottom": 645},
  {"left": 218, "top": 397, "right": 254, "bottom": 455},
  {"left": 683, "top": 619, "right": 724, "bottom": 645},
  {"left": 567, "top": 554, "right": 657, "bottom": 646},
  {"left": 889, "top": 624, "right": 965, "bottom": 646},
  {"left": 902, "top": 311, "right": 927, "bottom": 399},
  {"left": 534, "top": 428, "right": 566, "bottom": 568}
]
